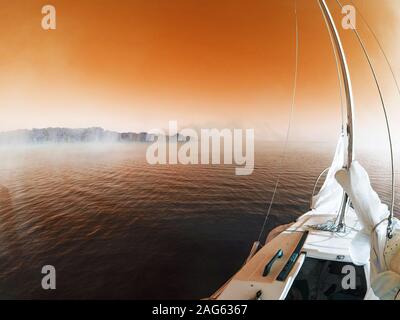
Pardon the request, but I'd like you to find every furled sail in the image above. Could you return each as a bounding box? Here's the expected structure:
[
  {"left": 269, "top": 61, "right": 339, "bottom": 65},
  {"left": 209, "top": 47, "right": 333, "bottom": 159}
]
[
  {"left": 335, "top": 161, "right": 400, "bottom": 300},
  {"left": 335, "top": 161, "right": 389, "bottom": 265},
  {"left": 311, "top": 134, "right": 345, "bottom": 214}
]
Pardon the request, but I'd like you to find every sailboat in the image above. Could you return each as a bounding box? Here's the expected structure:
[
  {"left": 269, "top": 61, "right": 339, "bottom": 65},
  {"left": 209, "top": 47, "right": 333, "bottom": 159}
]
[{"left": 209, "top": 0, "right": 400, "bottom": 300}]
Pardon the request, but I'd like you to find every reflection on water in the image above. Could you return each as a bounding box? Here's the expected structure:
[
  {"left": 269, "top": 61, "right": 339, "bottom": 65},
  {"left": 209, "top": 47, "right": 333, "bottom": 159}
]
[{"left": 0, "top": 143, "right": 397, "bottom": 299}]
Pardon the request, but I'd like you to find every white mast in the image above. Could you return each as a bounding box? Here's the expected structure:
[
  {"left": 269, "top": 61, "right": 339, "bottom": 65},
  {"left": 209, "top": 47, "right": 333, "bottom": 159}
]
[{"left": 319, "top": 0, "right": 354, "bottom": 229}]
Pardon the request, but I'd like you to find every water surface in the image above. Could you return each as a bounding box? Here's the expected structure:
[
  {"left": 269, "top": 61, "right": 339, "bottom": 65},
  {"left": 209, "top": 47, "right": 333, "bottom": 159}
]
[{"left": 0, "top": 142, "right": 397, "bottom": 299}]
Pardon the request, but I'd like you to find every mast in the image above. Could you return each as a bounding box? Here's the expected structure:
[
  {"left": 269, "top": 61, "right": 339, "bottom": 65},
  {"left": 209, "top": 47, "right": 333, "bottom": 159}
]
[{"left": 319, "top": 0, "right": 354, "bottom": 230}]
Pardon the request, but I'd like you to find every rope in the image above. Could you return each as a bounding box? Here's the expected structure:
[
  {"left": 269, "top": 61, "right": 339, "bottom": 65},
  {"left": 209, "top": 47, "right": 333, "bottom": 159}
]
[
  {"left": 256, "top": 0, "right": 299, "bottom": 244},
  {"left": 335, "top": 0, "right": 396, "bottom": 239}
]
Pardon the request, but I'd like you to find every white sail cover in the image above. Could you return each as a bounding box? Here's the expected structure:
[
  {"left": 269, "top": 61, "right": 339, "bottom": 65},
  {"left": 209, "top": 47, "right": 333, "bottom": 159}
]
[
  {"left": 335, "top": 161, "right": 389, "bottom": 265},
  {"left": 311, "top": 134, "right": 345, "bottom": 214},
  {"left": 335, "top": 161, "right": 400, "bottom": 300}
]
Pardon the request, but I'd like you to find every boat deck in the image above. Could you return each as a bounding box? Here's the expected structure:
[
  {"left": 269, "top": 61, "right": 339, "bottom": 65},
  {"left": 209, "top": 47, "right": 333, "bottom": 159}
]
[
  {"left": 214, "top": 208, "right": 364, "bottom": 300},
  {"left": 293, "top": 208, "right": 361, "bottom": 262}
]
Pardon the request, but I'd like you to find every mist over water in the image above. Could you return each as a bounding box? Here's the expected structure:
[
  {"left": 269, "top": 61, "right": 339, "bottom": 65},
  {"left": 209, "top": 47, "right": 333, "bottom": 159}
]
[{"left": 0, "top": 142, "right": 397, "bottom": 299}]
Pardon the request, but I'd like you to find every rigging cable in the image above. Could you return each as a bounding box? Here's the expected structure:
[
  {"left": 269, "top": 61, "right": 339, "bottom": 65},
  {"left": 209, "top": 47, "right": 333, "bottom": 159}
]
[
  {"left": 347, "top": 0, "right": 400, "bottom": 102},
  {"left": 256, "top": 0, "right": 299, "bottom": 244},
  {"left": 335, "top": 0, "right": 396, "bottom": 239}
]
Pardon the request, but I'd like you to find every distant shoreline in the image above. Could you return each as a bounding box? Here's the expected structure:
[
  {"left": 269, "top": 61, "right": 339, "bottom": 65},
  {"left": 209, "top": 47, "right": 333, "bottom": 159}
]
[{"left": 0, "top": 127, "right": 189, "bottom": 145}]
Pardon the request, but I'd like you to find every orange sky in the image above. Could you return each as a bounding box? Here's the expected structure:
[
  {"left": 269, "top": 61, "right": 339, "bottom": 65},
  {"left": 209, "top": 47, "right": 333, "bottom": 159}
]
[{"left": 0, "top": 0, "right": 399, "bottom": 143}]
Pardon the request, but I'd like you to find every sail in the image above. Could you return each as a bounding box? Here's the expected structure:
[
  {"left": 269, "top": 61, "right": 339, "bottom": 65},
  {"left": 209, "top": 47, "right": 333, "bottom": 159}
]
[
  {"left": 335, "top": 161, "right": 389, "bottom": 265},
  {"left": 335, "top": 161, "right": 400, "bottom": 299},
  {"left": 311, "top": 134, "right": 345, "bottom": 213}
]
